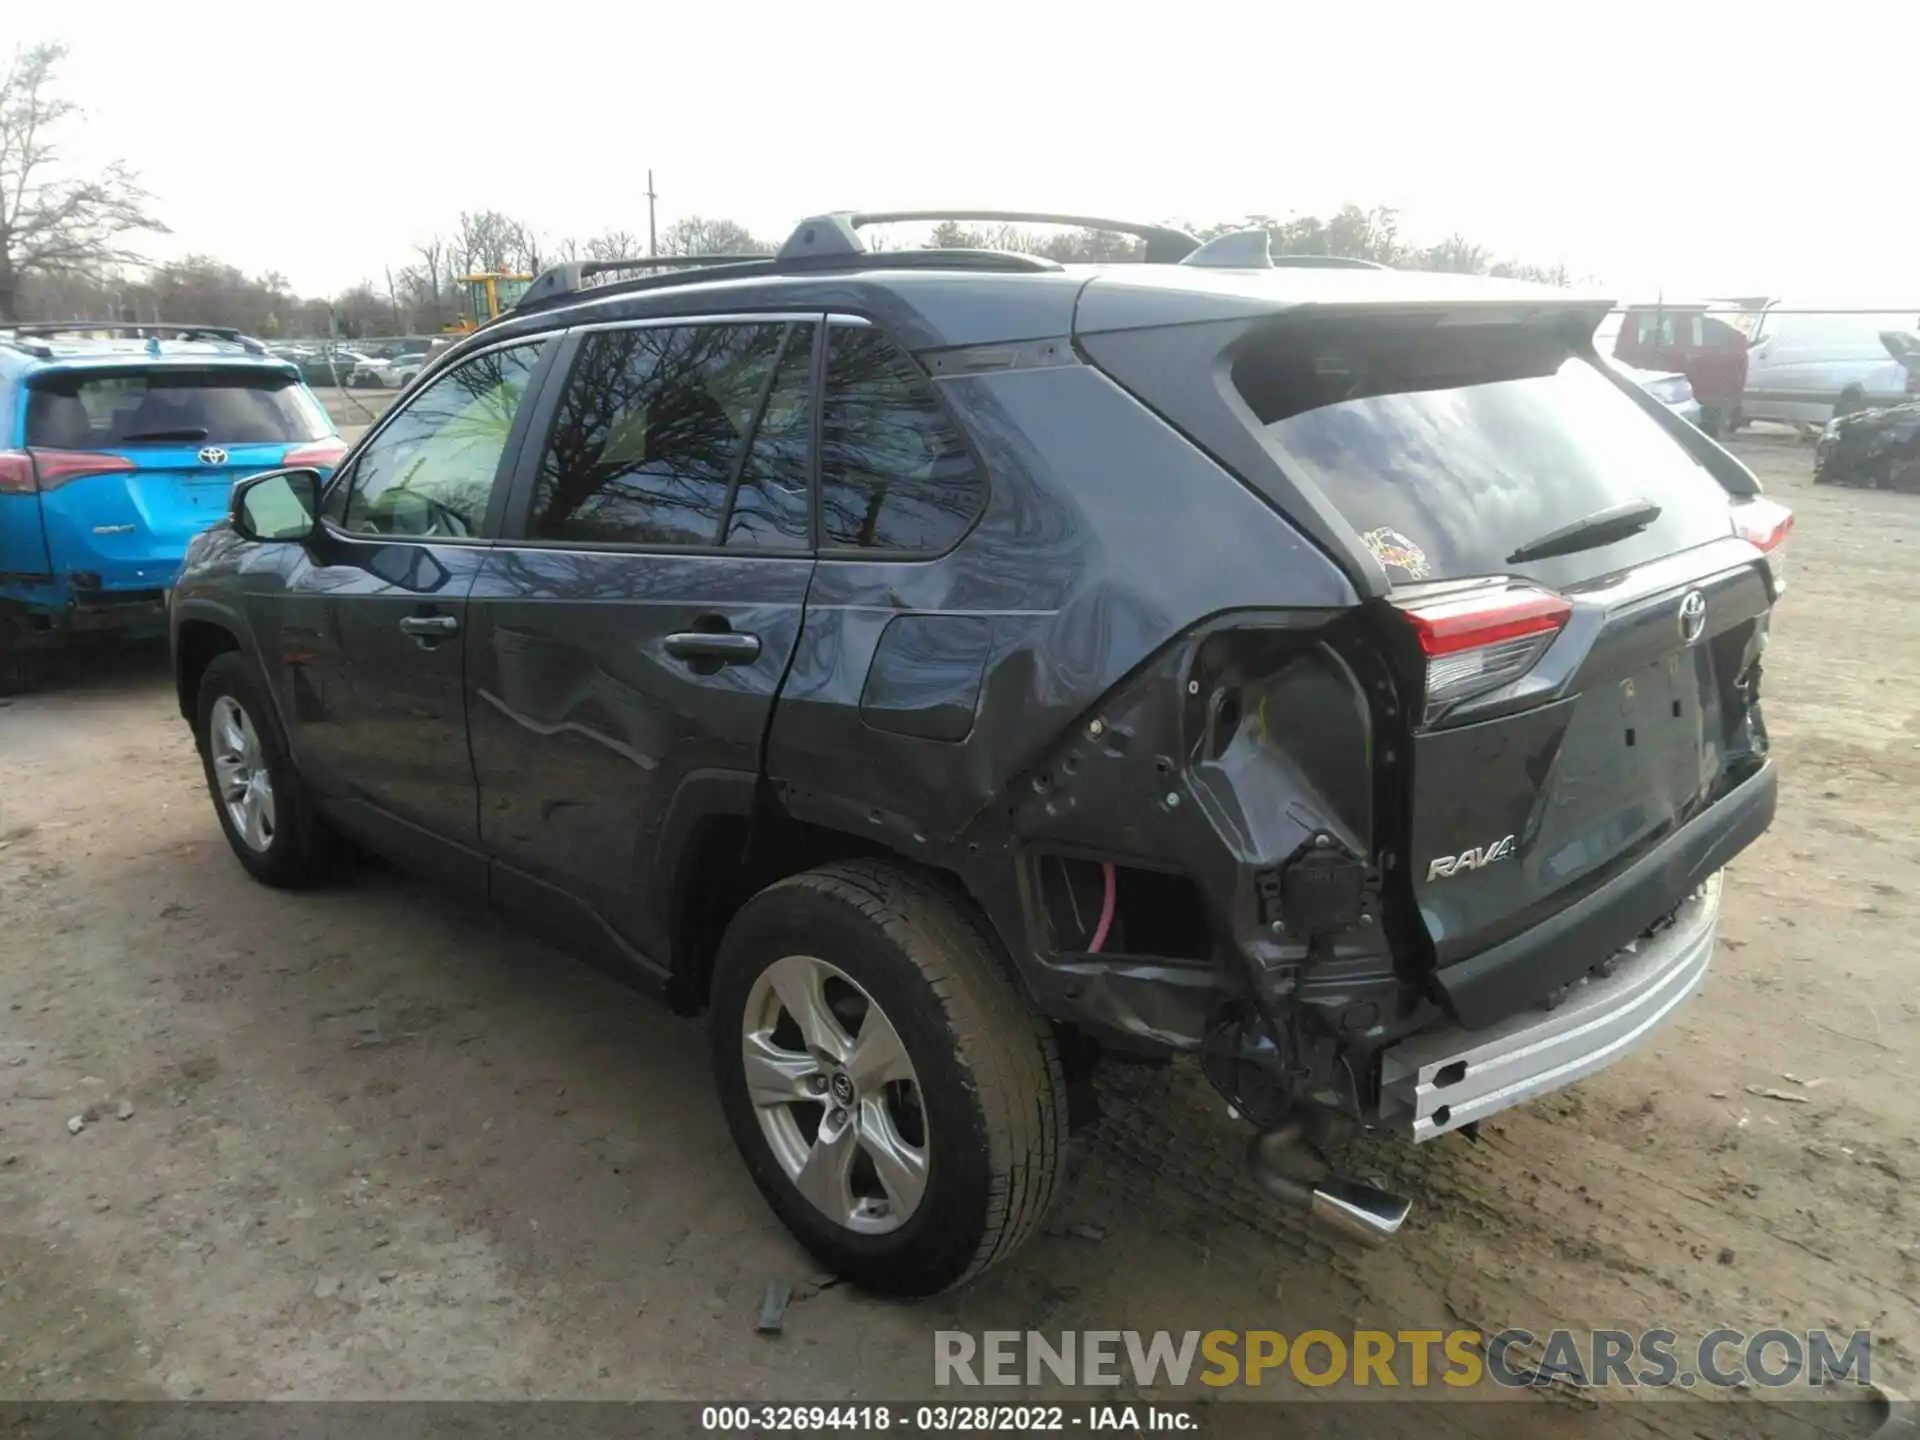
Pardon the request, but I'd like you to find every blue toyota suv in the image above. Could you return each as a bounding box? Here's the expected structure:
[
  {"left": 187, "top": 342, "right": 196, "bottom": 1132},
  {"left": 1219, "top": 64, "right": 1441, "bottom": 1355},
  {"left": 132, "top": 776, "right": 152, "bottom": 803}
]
[{"left": 0, "top": 323, "right": 346, "bottom": 690}]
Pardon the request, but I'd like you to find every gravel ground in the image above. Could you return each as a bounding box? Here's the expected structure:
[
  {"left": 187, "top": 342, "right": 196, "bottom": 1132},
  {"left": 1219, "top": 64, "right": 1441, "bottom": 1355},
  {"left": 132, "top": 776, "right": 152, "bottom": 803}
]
[{"left": 0, "top": 437, "right": 1912, "bottom": 1433}]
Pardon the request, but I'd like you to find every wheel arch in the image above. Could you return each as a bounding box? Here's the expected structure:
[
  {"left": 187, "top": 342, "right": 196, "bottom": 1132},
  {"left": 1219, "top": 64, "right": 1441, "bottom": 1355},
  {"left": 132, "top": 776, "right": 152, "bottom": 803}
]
[
  {"left": 173, "top": 607, "right": 245, "bottom": 727},
  {"left": 656, "top": 782, "right": 1004, "bottom": 1016}
]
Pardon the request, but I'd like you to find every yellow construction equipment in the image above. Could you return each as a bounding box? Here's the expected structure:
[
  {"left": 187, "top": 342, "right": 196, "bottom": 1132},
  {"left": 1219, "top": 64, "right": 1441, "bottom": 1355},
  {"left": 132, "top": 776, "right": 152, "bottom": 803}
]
[{"left": 446, "top": 273, "right": 533, "bottom": 333}]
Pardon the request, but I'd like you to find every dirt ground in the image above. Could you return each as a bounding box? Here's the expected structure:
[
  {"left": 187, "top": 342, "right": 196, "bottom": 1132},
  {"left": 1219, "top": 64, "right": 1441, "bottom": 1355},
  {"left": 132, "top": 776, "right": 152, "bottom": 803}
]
[{"left": 0, "top": 436, "right": 1913, "bottom": 1429}]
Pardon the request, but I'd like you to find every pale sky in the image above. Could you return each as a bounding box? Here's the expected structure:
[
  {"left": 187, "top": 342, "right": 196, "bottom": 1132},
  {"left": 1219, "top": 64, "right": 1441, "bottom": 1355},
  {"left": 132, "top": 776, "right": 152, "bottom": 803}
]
[{"left": 41, "top": 0, "right": 1920, "bottom": 304}]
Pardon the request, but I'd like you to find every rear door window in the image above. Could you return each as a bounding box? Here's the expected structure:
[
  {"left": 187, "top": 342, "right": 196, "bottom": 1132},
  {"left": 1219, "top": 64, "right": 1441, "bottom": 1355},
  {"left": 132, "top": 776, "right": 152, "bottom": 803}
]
[
  {"left": 527, "top": 322, "right": 799, "bottom": 548},
  {"left": 1236, "top": 323, "right": 1739, "bottom": 587},
  {"left": 25, "top": 369, "right": 330, "bottom": 448}
]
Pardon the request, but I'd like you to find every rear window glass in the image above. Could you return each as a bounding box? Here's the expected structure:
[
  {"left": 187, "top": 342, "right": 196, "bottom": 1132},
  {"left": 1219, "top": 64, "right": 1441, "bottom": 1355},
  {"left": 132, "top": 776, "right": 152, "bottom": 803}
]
[
  {"left": 25, "top": 369, "right": 329, "bottom": 448},
  {"left": 1236, "top": 324, "right": 1739, "bottom": 586}
]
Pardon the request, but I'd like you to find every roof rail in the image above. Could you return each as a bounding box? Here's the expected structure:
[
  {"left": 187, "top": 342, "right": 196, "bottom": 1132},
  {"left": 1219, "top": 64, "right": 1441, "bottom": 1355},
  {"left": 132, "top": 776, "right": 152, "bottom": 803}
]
[
  {"left": 8, "top": 321, "right": 269, "bottom": 354},
  {"left": 517, "top": 254, "right": 767, "bottom": 310},
  {"left": 513, "top": 245, "right": 1059, "bottom": 316},
  {"left": 823, "top": 210, "right": 1202, "bottom": 265}
]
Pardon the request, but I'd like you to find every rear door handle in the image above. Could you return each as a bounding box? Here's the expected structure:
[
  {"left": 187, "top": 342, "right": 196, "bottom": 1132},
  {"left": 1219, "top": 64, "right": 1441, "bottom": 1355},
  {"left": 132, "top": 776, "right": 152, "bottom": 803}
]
[
  {"left": 399, "top": 614, "right": 460, "bottom": 638},
  {"left": 664, "top": 631, "right": 761, "bottom": 665}
]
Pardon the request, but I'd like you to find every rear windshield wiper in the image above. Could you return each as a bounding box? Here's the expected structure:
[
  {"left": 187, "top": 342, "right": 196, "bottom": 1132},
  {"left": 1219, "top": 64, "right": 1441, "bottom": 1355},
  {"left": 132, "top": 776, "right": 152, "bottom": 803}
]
[
  {"left": 118, "top": 426, "right": 210, "bottom": 442},
  {"left": 1506, "top": 498, "right": 1662, "bottom": 565}
]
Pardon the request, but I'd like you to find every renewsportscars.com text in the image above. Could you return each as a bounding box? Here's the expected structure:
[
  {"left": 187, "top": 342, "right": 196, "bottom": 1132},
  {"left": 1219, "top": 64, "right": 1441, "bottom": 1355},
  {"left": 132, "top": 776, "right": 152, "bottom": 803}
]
[{"left": 934, "top": 1328, "right": 1872, "bottom": 1390}]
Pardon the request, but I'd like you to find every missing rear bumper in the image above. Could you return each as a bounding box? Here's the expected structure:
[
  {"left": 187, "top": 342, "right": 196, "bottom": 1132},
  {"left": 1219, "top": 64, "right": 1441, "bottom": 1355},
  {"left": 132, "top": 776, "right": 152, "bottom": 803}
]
[{"left": 1379, "top": 873, "right": 1721, "bottom": 1141}]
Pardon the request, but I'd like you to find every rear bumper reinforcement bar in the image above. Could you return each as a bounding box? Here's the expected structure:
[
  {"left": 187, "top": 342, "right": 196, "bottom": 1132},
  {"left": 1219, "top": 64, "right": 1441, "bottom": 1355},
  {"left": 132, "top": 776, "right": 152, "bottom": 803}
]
[{"left": 1378, "top": 873, "right": 1720, "bottom": 1142}]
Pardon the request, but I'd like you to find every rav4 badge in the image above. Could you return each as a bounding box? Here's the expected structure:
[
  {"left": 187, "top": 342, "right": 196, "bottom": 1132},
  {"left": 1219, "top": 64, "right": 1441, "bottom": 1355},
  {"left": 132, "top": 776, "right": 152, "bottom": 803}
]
[{"left": 1426, "top": 835, "right": 1517, "bottom": 881}]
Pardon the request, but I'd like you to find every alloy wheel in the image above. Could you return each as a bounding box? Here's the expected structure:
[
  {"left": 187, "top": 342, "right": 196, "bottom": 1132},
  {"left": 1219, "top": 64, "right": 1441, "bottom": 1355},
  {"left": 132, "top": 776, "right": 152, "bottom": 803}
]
[
  {"left": 209, "top": 694, "right": 276, "bottom": 853},
  {"left": 741, "top": 954, "right": 929, "bottom": 1234}
]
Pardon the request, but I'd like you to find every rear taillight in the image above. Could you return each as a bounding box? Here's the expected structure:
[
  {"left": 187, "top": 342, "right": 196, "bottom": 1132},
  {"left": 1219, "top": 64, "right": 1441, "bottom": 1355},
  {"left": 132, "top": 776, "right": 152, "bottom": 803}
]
[
  {"left": 282, "top": 438, "right": 349, "bottom": 470},
  {"left": 1398, "top": 584, "right": 1573, "bottom": 723},
  {"left": 0, "top": 451, "right": 35, "bottom": 495},
  {"left": 1733, "top": 498, "right": 1794, "bottom": 595},
  {"left": 0, "top": 448, "right": 139, "bottom": 493}
]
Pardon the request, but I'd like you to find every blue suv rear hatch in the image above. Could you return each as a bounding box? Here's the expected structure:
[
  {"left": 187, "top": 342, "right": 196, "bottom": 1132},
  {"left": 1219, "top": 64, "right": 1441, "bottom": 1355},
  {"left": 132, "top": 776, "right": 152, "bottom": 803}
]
[{"left": 2, "top": 360, "right": 344, "bottom": 596}]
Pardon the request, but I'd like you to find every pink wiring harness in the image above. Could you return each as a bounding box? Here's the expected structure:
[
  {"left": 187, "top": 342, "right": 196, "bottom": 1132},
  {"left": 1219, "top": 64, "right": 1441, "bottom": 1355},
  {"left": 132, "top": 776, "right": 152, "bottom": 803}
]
[{"left": 1088, "top": 861, "right": 1116, "bottom": 954}]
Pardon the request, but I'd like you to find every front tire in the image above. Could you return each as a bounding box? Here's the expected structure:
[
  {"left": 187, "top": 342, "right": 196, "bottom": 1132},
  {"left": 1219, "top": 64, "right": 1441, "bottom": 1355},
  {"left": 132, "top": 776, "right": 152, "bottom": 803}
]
[
  {"left": 709, "top": 861, "right": 1067, "bottom": 1295},
  {"left": 194, "top": 652, "right": 339, "bottom": 887}
]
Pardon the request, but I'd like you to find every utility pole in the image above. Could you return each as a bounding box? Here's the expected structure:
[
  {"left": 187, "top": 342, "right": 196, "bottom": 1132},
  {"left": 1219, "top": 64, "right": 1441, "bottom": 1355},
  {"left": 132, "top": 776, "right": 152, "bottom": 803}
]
[{"left": 646, "top": 169, "right": 658, "bottom": 258}]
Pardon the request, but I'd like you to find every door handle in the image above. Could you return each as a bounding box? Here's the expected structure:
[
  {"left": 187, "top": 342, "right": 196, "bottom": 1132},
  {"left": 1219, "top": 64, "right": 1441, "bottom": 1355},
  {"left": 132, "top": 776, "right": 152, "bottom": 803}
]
[
  {"left": 664, "top": 631, "right": 761, "bottom": 665},
  {"left": 399, "top": 614, "right": 460, "bottom": 638}
]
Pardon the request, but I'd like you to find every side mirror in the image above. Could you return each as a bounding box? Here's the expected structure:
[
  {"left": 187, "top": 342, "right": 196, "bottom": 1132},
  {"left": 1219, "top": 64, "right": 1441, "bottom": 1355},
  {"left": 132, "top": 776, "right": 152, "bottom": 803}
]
[{"left": 231, "top": 468, "right": 322, "bottom": 543}]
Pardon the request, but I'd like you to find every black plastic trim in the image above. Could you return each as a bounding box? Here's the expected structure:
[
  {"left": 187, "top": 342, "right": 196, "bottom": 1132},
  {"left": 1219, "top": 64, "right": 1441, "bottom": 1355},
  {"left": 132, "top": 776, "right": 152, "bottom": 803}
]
[{"left": 1433, "top": 760, "right": 1776, "bottom": 1029}]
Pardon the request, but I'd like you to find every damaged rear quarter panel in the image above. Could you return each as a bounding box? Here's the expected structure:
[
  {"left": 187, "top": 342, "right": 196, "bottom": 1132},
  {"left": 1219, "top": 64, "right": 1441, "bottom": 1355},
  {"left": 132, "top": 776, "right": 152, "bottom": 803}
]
[{"left": 764, "top": 358, "right": 1357, "bottom": 1030}]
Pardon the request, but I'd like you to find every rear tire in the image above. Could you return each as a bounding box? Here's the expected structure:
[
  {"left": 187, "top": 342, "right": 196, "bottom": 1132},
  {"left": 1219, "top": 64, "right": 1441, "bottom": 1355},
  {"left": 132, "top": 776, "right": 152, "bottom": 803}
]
[
  {"left": 193, "top": 652, "right": 340, "bottom": 887},
  {"left": 709, "top": 860, "right": 1067, "bottom": 1295}
]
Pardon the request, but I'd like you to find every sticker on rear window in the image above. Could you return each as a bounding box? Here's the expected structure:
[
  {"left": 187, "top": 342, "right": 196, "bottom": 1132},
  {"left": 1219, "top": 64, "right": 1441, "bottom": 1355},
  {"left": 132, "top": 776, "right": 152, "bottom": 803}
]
[{"left": 1361, "top": 527, "right": 1431, "bottom": 580}]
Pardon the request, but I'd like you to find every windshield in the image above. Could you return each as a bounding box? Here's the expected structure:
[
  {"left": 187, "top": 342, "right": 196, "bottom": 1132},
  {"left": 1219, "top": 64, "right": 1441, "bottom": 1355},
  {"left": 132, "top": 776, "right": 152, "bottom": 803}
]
[
  {"left": 1236, "top": 323, "right": 1738, "bottom": 587},
  {"left": 26, "top": 369, "right": 330, "bottom": 447}
]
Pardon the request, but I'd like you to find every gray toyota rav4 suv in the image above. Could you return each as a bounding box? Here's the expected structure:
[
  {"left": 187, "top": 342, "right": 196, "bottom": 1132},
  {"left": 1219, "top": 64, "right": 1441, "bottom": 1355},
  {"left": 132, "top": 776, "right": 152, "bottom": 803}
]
[{"left": 169, "top": 211, "right": 1789, "bottom": 1294}]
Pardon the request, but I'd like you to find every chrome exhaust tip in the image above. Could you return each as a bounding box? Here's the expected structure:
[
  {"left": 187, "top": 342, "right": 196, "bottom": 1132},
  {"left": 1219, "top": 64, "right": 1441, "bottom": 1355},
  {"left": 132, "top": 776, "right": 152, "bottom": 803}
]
[
  {"left": 1308, "top": 1178, "right": 1412, "bottom": 1247},
  {"left": 1245, "top": 1125, "right": 1411, "bottom": 1247}
]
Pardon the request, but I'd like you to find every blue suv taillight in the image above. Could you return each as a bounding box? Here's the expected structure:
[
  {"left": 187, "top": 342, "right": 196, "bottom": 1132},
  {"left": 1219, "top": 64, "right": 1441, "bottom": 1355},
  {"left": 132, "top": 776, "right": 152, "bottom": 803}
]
[{"left": 0, "top": 448, "right": 138, "bottom": 493}]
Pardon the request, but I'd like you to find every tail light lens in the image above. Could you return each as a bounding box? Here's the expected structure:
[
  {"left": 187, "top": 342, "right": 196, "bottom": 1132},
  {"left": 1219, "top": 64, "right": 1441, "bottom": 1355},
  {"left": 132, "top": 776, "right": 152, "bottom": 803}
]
[
  {"left": 1733, "top": 498, "right": 1794, "bottom": 594},
  {"left": 1398, "top": 584, "right": 1573, "bottom": 723},
  {"left": 0, "top": 448, "right": 139, "bottom": 494},
  {"left": 281, "top": 438, "right": 349, "bottom": 470}
]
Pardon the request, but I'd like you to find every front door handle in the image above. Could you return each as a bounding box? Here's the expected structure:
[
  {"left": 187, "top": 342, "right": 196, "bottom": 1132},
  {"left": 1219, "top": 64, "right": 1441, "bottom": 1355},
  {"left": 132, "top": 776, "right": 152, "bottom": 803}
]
[
  {"left": 399, "top": 614, "right": 460, "bottom": 638},
  {"left": 664, "top": 631, "right": 761, "bottom": 665}
]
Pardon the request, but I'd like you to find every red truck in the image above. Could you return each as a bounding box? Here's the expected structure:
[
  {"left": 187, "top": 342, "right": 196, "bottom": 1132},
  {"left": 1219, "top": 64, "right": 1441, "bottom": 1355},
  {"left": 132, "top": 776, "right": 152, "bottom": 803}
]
[{"left": 1609, "top": 301, "right": 1754, "bottom": 437}]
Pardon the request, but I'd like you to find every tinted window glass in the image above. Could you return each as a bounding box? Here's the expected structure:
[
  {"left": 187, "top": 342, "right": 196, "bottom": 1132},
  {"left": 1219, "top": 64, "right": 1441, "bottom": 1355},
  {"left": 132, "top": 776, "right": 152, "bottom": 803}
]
[
  {"left": 341, "top": 342, "right": 543, "bottom": 540},
  {"left": 1238, "top": 325, "right": 1737, "bottom": 586},
  {"left": 723, "top": 324, "right": 815, "bottom": 550},
  {"left": 819, "top": 328, "right": 984, "bottom": 553},
  {"left": 25, "top": 369, "right": 329, "bottom": 447},
  {"left": 530, "top": 323, "right": 786, "bottom": 547}
]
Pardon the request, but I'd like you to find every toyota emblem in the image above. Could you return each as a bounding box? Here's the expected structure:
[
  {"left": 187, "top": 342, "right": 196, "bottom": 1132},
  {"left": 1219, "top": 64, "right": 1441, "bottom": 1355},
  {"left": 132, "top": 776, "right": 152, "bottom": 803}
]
[
  {"left": 1677, "top": 590, "right": 1707, "bottom": 645},
  {"left": 197, "top": 446, "right": 228, "bottom": 466}
]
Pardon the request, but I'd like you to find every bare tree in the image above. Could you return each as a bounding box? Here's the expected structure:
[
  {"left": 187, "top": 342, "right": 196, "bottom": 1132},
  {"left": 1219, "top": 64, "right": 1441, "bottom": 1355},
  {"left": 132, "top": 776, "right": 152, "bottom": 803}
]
[
  {"left": 332, "top": 283, "right": 390, "bottom": 339},
  {"left": 0, "top": 42, "right": 168, "bottom": 320},
  {"left": 657, "top": 215, "right": 772, "bottom": 257},
  {"left": 586, "top": 229, "right": 644, "bottom": 261},
  {"left": 449, "top": 210, "right": 541, "bottom": 275},
  {"left": 411, "top": 235, "right": 447, "bottom": 304}
]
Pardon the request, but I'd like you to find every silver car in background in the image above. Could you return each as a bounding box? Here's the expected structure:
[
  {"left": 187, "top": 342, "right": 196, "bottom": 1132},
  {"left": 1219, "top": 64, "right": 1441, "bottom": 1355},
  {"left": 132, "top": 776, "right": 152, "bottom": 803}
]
[
  {"left": 1602, "top": 352, "right": 1703, "bottom": 427},
  {"left": 1741, "top": 308, "right": 1920, "bottom": 424}
]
